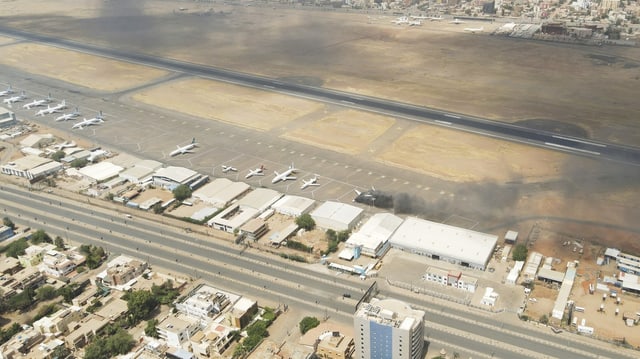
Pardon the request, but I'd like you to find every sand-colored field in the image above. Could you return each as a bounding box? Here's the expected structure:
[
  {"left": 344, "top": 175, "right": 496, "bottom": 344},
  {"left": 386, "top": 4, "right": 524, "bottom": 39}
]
[
  {"left": 131, "top": 78, "right": 324, "bottom": 131},
  {"left": 377, "top": 124, "right": 568, "bottom": 183},
  {"left": 281, "top": 109, "right": 395, "bottom": 155},
  {"left": 0, "top": 43, "right": 168, "bottom": 92},
  {"left": 0, "top": 36, "right": 16, "bottom": 45}
]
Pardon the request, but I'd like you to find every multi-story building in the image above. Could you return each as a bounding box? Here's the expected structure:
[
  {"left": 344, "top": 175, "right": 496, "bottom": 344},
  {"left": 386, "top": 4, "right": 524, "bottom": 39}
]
[
  {"left": 156, "top": 315, "right": 201, "bottom": 348},
  {"left": 176, "top": 285, "right": 232, "bottom": 321},
  {"left": 33, "top": 306, "right": 84, "bottom": 335},
  {"left": 38, "top": 250, "right": 85, "bottom": 278},
  {"left": 95, "top": 255, "right": 148, "bottom": 289},
  {"left": 316, "top": 331, "right": 356, "bottom": 359},
  {"left": 353, "top": 298, "right": 425, "bottom": 359}
]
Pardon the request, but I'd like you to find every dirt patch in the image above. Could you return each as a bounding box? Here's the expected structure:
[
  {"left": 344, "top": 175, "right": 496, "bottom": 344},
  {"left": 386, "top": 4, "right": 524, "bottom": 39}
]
[
  {"left": 0, "top": 43, "right": 169, "bottom": 92},
  {"left": 282, "top": 109, "right": 395, "bottom": 155},
  {"left": 0, "top": 36, "right": 16, "bottom": 45},
  {"left": 131, "top": 78, "right": 323, "bottom": 131},
  {"left": 377, "top": 124, "right": 567, "bottom": 183}
]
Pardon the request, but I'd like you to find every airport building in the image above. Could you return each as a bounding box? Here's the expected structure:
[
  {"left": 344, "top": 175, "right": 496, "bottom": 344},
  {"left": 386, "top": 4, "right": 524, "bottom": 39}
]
[
  {"left": 78, "top": 161, "right": 123, "bottom": 183},
  {"left": 354, "top": 298, "right": 425, "bottom": 359},
  {"left": 0, "top": 155, "right": 63, "bottom": 181},
  {"left": 152, "top": 166, "right": 206, "bottom": 190},
  {"left": 119, "top": 159, "right": 163, "bottom": 184},
  {"left": 311, "top": 201, "right": 364, "bottom": 232},
  {"left": 271, "top": 195, "right": 316, "bottom": 217},
  {"left": 207, "top": 188, "right": 282, "bottom": 233},
  {"left": 343, "top": 213, "right": 402, "bottom": 258},
  {"left": 193, "top": 178, "right": 251, "bottom": 208},
  {"left": 388, "top": 217, "right": 498, "bottom": 270},
  {"left": 0, "top": 107, "right": 17, "bottom": 128}
]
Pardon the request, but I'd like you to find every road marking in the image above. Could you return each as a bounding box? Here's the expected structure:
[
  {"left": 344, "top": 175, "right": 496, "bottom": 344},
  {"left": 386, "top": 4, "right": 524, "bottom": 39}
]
[
  {"left": 340, "top": 100, "right": 354, "bottom": 105},
  {"left": 263, "top": 85, "right": 275, "bottom": 89},
  {"left": 552, "top": 135, "right": 606, "bottom": 148},
  {"left": 435, "top": 120, "right": 452, "bottom": 126},
  {"left": 444, "top": 113, "right": 460, "bottom": 119},
  {"left": 545, "top": 142, "right": 601, "bottom": 155}
]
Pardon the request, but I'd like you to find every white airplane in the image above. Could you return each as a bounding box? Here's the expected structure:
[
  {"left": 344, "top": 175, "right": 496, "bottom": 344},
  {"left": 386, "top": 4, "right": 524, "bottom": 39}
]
[
  {"left": 72, "top": 111, "right": 104, "bottom": 129},
  {"left": 54, "top": 106, "right": 80, "bottom": 121},
  {"left": 245, "top": 165, "right": 265, "bottom": 179},
  {"left": 37, "top": 100, "right": 67, "bottom": 116},
  {"left": 23, "top": 93, "right": 52, "bottom": 109},
  {"left": 169, "top": 137, "right": 197, "bottom": 156},
  {"left": 0, "top": 85, "right": 13, "bottom": 97},
  {"left": 221, "top": 165, "right": 237, "bottom": 173},
  {"left": 392, "top": 16, "right": 409, "bottom": 25},
  {"left": 430, "top": 16, "right": 444, "bottom": 21},
  {"left": 3, "top": 91, "right": 26, "bottom": 105},
  {"left": 272, "top": 163, "right": 297, "bottom": 184},
  {"left": 464, "top": 26, "right": 484, "bottom": 33},
  {"left": 410, "top": 15, "right": 429, "bottom": 20},
  {"left": 300, "top": 175, "right": 320, "bottom": 190},
  {"left": 409, "top": 20, "right": 422, "bottom": 26},
  {"left": 53, "top": 141, "right": 76, "bottom": 150},
  {"left": 450, "top": 18, "right": 465, "bottom": 24}
]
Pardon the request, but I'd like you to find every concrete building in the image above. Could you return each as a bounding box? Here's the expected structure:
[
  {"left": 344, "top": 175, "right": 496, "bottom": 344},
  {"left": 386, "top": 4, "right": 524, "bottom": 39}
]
[
  {"left": 0, "top": 326, "right": 44, "bottom": 358},
  {"left": 65, "top": 315, "right": 110, "bottom": 349},
  {"left": 422, "top": 266, "right": 477, "bottom": 293},
  {"left": 506, "top": 261, "right": 524, "bottom": 285},
  {"left": 19, "top": 134, "right": 54, "bottom": 148},
  {"left": 239, "top": 218, "right": 269, "bottom": 241},
  {"left": 157, "top": 315, "right": 201, "bottom": 348},
  {"left": 316, "top": 331, "right": 356, "bottom": 359},
  {"left": 389, "top": 217, "right": 498, "bottom": 270},
  {"left": 227, "top": 297, "right": 258, "bottom": 329},
  {"left": 616, "top": 252, "right": 640, "bottom": 275},
  {"left": 18, "top": 243, "right": 56, "bottom": 268},
  {"left": 481, "top": 287, "right": 499, "bottom": 306},
  {"left": 552, "top": 264, "right": 577, "bottom": 320},
  {"left": 311, "top": 201, "right": 364, "bottom": 232},
  {"left": 190, "top": 323, "right": 236, "bottom": 357},
  {"left": 176, "top": 285, "right": 234, "bottom": 321},
  {"left": 354, "top": 298, "right": 424, "bottom": 359},
  {"left": 38, "top": 249, "right": 85, "bottom": 278},
  {"left": 192, "top": 178, "right": 250, "bottom": 208},
  {"left": 95, "top": 255, "right": 148, "bottom": 290},
  {"left": 522, "top": 252, "right": 543, "bottom": 283},
  {"left": 0, "top": 256, "right": 21, "bottom": 275},
  {"left": 344, "top": 213, "right": 402, "bottom": 258},
  {"left": 271, "top": 195, "right": 316, "bottom": 217},
  {"left": 33, "top": 305, "right": 84, "bottom": 335},
  {"left": 1, "top": 155, "right": 63, "bottom": 181}
]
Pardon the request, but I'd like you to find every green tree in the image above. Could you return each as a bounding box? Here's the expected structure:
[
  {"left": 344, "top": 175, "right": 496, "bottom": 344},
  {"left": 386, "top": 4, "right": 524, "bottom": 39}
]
[
  {"left": 8, "top": 288, "right": 34, "bottom": 312},
  {"left": 36, "top": 285, "right": 59, "bottom": 301},
  {"left": 51, "top": 150, "right": 65, "bottom": 161},
  {"left": 2, "top": 217, "right": 15, "bottom": 230},
  {"left": 295, "top": 213, "right": 315, "bottom": 231},
  {"left": 57, "top": 282, "right": 84, "bottom": 303},
  {"left": 50, "top": 345, "right": 71, "bottom": 359},
  {"left": 512, "top": 243, "right": 528, "bottom": 261},
  {"left": 145, "top": 319, "right": 159, "bottom": 338},
  {"left": 70, "top": 158, "right": 88, "bottom": 168},
  {"left": 54, "top": 236, "right": 65, "bottom": 249},
  {"left": 126, "top": 290, "right": 159, "bottom": 324},
  {"left": 539, "top": 314, "right": 549, "bottom": 325},
  {"left": 0, "top": 323, "right": 21, "bottom": 345},
  {"left": 172, "top": 184, "right": 192, "bottom": 202},
  {"left": 30, "top": 229, "right": 52, "bottom": 244},
  {"left": 5, "top": 238, "right": 29, "bottom": 258},
  {"left": 337, "top": 230, "right": 351, "bottom": 242},
  {"left": 299, "top": 316, "right": 320, "bottom": 334},
  {"left": 150, "top": 280, "right": 180, "bottom": 305}
]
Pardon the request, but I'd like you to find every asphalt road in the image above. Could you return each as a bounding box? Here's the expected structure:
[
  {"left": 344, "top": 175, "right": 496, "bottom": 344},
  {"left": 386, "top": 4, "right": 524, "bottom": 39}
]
[
  {"left": 1, "top": 185, "right": 635, "bottom": 358},
  {"left": 0, "top": 27, "right": 639, "bottom": 166}
]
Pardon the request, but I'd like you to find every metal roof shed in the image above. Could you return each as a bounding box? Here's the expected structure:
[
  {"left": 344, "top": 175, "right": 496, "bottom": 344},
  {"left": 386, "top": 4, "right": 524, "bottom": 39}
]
[{"left": 311, "top": 201, "right": 364, "bottom": 231}]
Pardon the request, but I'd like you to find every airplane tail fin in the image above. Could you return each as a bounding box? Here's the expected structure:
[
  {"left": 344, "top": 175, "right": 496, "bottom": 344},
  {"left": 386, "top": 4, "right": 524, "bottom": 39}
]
[
  {"left": 355, "top": 189, "right": 362, "bottom": 196},
  {"left": 191, "top": 137, "right": 196, "bottom": 144},
  {"left": 74, "top": 106, "right": 79, "bottom": 113},
  {"left": 98, "top": 110, "right": 103, "bottom": 119}
]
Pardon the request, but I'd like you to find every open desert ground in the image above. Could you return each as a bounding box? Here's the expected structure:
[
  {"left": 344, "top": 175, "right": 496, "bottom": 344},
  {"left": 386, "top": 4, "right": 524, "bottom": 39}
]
[{"left": 1, "top": 0, "right": 640, "bottom": 255}]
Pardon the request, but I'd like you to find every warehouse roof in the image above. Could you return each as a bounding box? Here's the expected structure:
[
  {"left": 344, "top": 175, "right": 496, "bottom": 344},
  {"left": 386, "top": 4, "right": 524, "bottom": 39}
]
[
  {"left": 193, "top": 178, "right": 250, "bottom": 207},
  {"left": 237, "top": 188, "right": 282, "bottom": 212},
  {"left": 346, "top": 212, "right": 402, "bottom": 250},
  {"left": 154, "top": 166, "right": 198, "bottom": 183},
  {"left": 311, "top": 201, "right": 363, "bottom": 226},
  {"left": 389, "top": 217, "right": 498, "bottom": 267},
  {"left": 79, "top": 162, "right": 123, "bottom": 182},
  {"left": 271, "top": 195, "right": 316, "bottom": 217}
]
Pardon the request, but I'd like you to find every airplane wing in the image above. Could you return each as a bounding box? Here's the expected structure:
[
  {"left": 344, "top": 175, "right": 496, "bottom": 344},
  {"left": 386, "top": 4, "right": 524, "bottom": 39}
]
[{"left": 284, "top": 176, "right": 297, "bottom": 181}]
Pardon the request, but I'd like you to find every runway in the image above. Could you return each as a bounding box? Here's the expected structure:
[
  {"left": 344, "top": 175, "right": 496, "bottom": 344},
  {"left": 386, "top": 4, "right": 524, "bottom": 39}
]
[{"left": 1, "top": 26, "right": 639, "bottom": 165}]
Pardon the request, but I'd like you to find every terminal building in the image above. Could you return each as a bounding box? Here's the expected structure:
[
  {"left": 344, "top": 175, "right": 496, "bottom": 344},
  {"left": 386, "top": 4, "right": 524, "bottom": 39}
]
[
  {"left": 0, "top": 155, "right": 63, "bottom": 181},
  {"left": 343, "top": 213, "right": 402, "bottom": 258},
  {"left": 354, "top": 298, "right": 425, "bottom": 359},
  {"left": 388, "top": 217, "right": 498, "bottom": 270}
]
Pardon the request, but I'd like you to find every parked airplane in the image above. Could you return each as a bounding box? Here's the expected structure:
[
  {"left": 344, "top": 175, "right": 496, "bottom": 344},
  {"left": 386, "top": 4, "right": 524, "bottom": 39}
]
[
  {"left": 72, "top": 111, "right": 104, "bottom": 129},
  {"left": 54, "top": 106, "right": 80, "bottom": 121},
  {"left": 430, "top": 16, "right": 444, "bottom": 21},
  {"left": 221, "top": 165, "right": 237, "bottom": 173},
  {"left": 464, "top": 26, "right": 484, "bottom": 33},
  {"left": 409, "top": 20, "right": 422, "bottom": 26},
  {"left": 245, "top": 165, "right": 265, "bottom": 179},
  {"left": 169, "top": 137, "right": 197, "bottom": 156},
  {"left": 410, "top": 15, "right": 429, "bottom": 20},
  {"left": 3, "top": 91, "right": 26, "bottom": 105},
  {"left": 300, "top": 175, "right": 320, "bottom": 190},
  {"left": 392, "top": 16, "right": 409, "bottom": 25},
  {"left": 37, "top": 100, "right": 67, "bottom": 116},
  {"left": 23, "top": 93, "right": 52, "bottom": 109},
  {"left": 450, "top": 18, "right": 465, "bottom": 24},
  {"left": 53, "top": 140, "right": 76, "bottom": 150},
  {"left": 272, "top": 163, "right": 297, "bottom": 184},
  {"left": 0, "top": 85, "right": 13, "bottom": 97}
]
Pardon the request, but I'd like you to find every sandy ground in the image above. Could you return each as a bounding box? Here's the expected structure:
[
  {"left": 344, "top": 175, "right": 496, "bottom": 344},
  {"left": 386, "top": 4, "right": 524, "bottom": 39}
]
[
  {"left": 0, "top": 43, "right": 168, "bottom": 92},
  {"left": 377, "top": 123, "right": 570, "bottom": 182},
  {"left": 282, "top": 109, "right": 395, "bottom": 155},
  {"left": 131, "top": 78, "right": 324, "bottom": 131}
]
